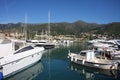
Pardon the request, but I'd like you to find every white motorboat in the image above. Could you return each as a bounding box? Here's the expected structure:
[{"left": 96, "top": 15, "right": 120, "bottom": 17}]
[
  {"left": 68, "top": 50, "right": 118, "bottom": 70},
  {"left": 92, "top": 42, "right": 114, "bottom": 48},
  {"left": 92, "top": 39, "right": 120, "bottom": 49},
  {"left": 88, "top": 39, "right": 106, "bottom": 44},
  {"left": 0, "top": 39, "right": 44, "bottom": 78},
  {"left": 27, "top": 39, "right": 56, "bottom": 49}
]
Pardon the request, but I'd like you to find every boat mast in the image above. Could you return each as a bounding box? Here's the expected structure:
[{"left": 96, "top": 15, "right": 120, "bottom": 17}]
[
  {"left": 48, "top": 11, "right": 50, "bottom": 41},
  {"left": 24, "top": 14, "right": 28, "bottom": 41}
]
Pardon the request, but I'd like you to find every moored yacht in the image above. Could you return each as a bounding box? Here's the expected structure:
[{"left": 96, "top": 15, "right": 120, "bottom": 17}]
[
  {"left": 91, "top": 39, "right": 120, "bottom": 50},
  {"left": 0, "top": 39, "right": 44, "bottom": 78},
  {"left": 27, "top": 39, "right": 57, "bottom": 49},
  {"left": 92, "top": 42, "right": 114, "bottom": 48},
  {"left": 68, "top": 50, "right": 118, "bottom": 70},
  {"left": 88, "top": 39, "right": 106, "bottom": 44}
]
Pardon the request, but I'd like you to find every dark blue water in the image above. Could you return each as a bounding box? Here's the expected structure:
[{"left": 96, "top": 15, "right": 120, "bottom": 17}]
[{"left": 6, "top": 42, "right": 120, "bottom": 80}]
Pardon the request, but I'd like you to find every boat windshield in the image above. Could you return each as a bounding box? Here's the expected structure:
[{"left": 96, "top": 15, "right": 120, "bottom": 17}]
[
  {"left": 116, "top": 40, "right": 120, "bottom": 44},
  {"left": 14, "top": 46, "right": 34, "bottom": 54},
  {"left": 80, "top": 51, "right": 87, "bottom": 56}
]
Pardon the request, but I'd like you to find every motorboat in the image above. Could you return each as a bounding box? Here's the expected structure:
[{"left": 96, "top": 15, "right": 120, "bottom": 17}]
[
  {"left": 87, "top": 39, "right": 106, "bottom": 44},
  {"left": 27, "top": 39, "right": 56, "bottom": 49},
  {"left": 0, "top": 39, "right": 44, "bottom": 78},
  {"left": 68, "top": 50, "right": 118, "bottom": 70},
  {"left": 92, "top": 39, "right": 120, "bottom": 50},
  {"left": 92, "top": 42, "right": 115, "bottom": 48}
]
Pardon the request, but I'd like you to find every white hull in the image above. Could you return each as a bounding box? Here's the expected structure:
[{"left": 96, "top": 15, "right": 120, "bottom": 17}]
[
  {"left": 0, "top": 47, "right": 44, "bottom": 78},
  {"left": 72, "top": 59, "right": 118, "bottom": 70},
  {"left": 68, "top": 52, "right": 118, "bottom": 70},
  {"left": 93, "top": 42, "right": 113, "bottom": 48},
  {"left": 4, "top": 52, "right": 42, "bottom": 78}
]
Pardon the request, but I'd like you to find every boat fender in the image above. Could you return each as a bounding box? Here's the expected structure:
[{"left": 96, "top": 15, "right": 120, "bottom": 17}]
[
  {"left": 68, "top": 50, "right": 71, "bottom": 58},
  {"left": 75, "top": 58, "right": 77, "bottom": 62},
  {"left": 82, "top": 59, "right": 85, "bottom": 64},
  {"left": 71, "top": 57, "right": 73, "bottom": 61},
  {"left": 67, "top": 56, "right": 69, "bottom": 58},
  {"left": 68, "top": 50, "right": 71, "bottom": 55}
]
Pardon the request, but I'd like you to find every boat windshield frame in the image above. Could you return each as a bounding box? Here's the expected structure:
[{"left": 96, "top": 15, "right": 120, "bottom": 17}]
[
  {"left": 14, "top": 46, "right": 34, "bottom": 54},
  {"left": 79, "top": 50, "right": 88, "bottom": 56}
]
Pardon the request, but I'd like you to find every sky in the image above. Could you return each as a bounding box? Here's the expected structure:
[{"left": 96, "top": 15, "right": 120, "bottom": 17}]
[{"left": 0, "top": 0, "right": 120, "bottom": 24}]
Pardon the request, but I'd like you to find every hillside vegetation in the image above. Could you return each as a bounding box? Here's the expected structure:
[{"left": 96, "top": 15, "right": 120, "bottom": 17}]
[{"left": 0, "top": 21, "right": 120, "bottom": 38}]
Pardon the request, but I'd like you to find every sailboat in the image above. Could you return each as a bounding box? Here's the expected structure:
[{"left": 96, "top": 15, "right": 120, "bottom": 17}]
[
  {"left": 0, "top": 15, "right": 45, "bottom": 79},
  {"left": 27, "top": 11, "right": 57, "bottom": 49},
  {"left": 42, "top": 11, "right": 56, "bottom": 49},
  {"left": 31, "top": 12, "right": 56, "bottom": 49}
]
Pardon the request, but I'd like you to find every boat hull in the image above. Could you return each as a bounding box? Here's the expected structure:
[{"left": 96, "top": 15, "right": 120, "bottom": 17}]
[
  {"left": 1, "top": 47, "right": 44, "bottom": 78},
  {"left": 68, "top": 53, "right": 118, "bottom": 70},
  {"left": 73, "top": 59, "right": 118, "bottom": 70}
]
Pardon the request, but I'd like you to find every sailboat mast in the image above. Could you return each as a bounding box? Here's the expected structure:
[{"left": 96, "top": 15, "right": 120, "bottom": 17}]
[
  {"left": 24, "top": 14, "right": 28, "bottom": 41},
  {"left": 48, "top": 11, "right": 50, "bottom": 39}
]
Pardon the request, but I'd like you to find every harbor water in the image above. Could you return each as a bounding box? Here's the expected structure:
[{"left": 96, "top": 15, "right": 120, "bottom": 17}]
[{"left": 6, "top": 42, "right": 120, "bottom": 80}]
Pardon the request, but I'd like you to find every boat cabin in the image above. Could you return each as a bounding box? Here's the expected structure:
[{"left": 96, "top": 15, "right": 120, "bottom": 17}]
[
  {"left": 0, "top": 39, "right": 26, "bottom": 58},
  {"left": 79, "top": 50, "right": 95, "bottom": 61},
  {"left": 79, "top": 50, "right": 89, "bottom": 56}
]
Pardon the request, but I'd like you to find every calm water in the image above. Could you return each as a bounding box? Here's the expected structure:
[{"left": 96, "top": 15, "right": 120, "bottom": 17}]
[{"left": 6, "top": 42, "right": 120, "bottom": 80}]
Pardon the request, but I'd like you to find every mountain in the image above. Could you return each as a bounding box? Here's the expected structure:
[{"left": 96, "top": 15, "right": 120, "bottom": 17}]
[
  {"left": 95, "top": 22, "right": 120, "bottom": 34},
  {"left": 0, "top": 20, "right": 120, "bottom": 37}
]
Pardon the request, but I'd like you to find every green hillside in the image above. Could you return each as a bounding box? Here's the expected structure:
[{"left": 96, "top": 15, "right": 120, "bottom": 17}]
[{"left": 0, "top": 21, "right": 120, "bottom": 38}]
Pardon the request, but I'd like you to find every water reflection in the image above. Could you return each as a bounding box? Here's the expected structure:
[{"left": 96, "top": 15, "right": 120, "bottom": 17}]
[
  {"left": 68, "top": 63, "right": 119, "bottom": 80},
  {"left": 6, "top": 61, "right": 43, "bottom": 80}
]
